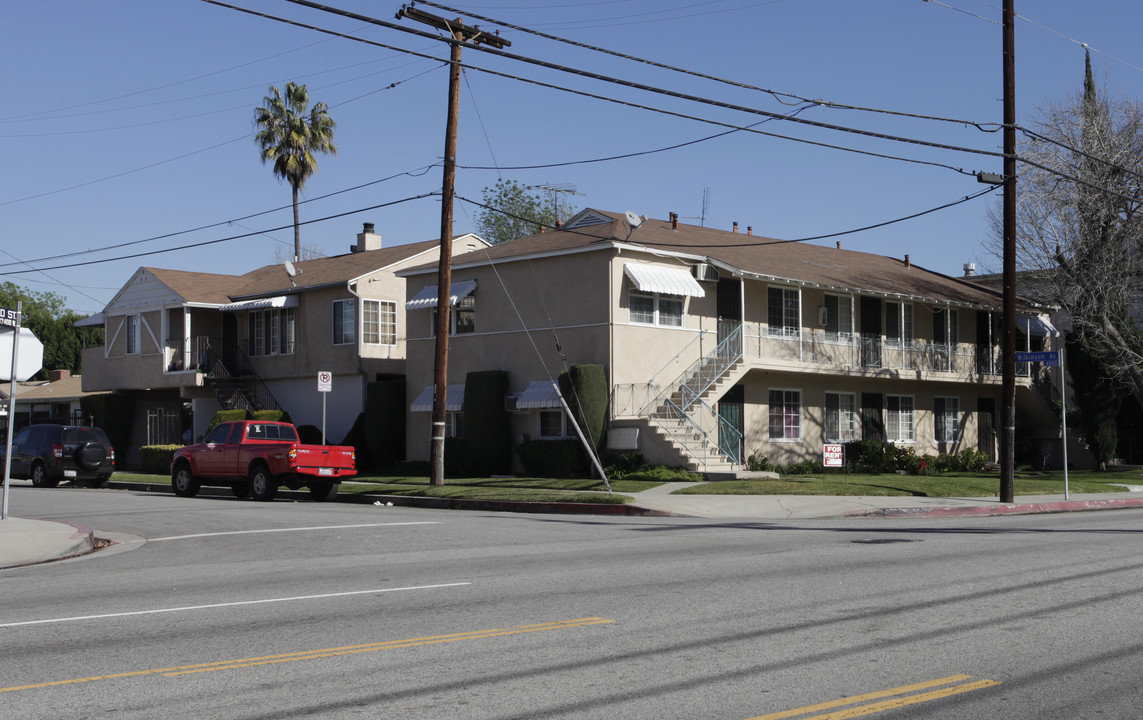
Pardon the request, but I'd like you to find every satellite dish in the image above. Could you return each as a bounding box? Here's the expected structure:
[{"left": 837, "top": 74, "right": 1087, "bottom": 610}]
[
  {"left": 284, "top": 261, "right": 298, "bottom": 278},
  {"left": 624, "top": 210, "right": 643, "bottom": 228}
]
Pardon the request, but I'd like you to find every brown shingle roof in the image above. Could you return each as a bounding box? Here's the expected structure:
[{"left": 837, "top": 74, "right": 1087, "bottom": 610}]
[
  {"left": 145, "top": 267, "right": 241, "bottom": 305},
  {"left": 424, "top": 209, "right": 1013, "bottom": 310}
]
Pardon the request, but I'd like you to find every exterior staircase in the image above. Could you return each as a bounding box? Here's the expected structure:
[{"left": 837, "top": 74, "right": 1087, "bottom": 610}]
[
  {"left": 639, "top": 324, "right": 746, "bottom": 473},
  {"left": 206, "top": 349, "right": 283, "bottom": 416}
]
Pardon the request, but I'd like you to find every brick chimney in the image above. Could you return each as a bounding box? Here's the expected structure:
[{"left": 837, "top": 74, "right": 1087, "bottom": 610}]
[
  {"left": 670, "top": 212, "right": 678, "bottom": 230},
  {"left": 904, "top": 254, "right": 911, "bottom": 268},
  {"left": 732, "top": 221, "right": 738, "bottom": 233},
  {"left": 747, "top": 226, "right": 753, "bottom": 236},
  {"left": 354, "top": 222, "right": 382, "bottom": 253},
  {"left": 50, "top": 369, "right": 70, "bottom": 382}
]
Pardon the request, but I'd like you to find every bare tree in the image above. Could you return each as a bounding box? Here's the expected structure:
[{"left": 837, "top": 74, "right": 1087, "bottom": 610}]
[{"left": 990, "top": 53, "right": 1143, "bottom": 404}]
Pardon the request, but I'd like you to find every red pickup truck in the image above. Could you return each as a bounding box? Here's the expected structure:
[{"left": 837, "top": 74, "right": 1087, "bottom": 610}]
[{"left": 170, "top": 420, "right": 356, "bottom": 502}]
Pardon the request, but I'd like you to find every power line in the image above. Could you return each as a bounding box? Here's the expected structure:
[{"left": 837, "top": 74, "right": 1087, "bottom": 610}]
[
  {"left": 0, "top": 194, "right": 436, "bottom": 275},
  {"left": 264, "top": 0, "right": 1002, "bottom": 158},
  {"left": 417, "top": 0, "right": 1003, "bottom": 131},
  {"left": 0, "top": 166, "right": 437, "bottom": 269}
]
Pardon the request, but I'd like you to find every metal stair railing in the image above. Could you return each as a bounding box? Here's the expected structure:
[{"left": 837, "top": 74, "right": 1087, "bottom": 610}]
[
  {"left": 677, "top": 324, "right": 743, "bottom": 410},
  {"left": 209, "top": 345, "right": 284, "bottom": 414}
]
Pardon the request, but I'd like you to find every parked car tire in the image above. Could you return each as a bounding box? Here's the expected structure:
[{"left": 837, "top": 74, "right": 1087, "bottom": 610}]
[
  {"left": 171, "top": 462, "right": 201, "bottom": 498},
  {"left": 231, "top": 482, "right": 250, "bottom": 499},
  {"left": 308, "top": 482, "right": 338, "bottom": 502},
  {"left": 249, "top": 463, "right": 278, "bottom": 502},
  {"left": 31, "top": 461, "right": 59, "bottom": 488}
]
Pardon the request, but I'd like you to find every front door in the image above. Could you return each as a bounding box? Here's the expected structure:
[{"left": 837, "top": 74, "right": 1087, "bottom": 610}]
[
  {"left": 860, "top": 297, "right": 882, "bottom": 367},
  {"left": 716, "top": 277, "right": 741, "bottom": 349},
  {"left": 977, "top": 398, "right": 997, "bottom": 461},
  {"left": 861, "top": 393, "right": 885, "bottom": 442},
  {"left": 718, "top": 385, "right": 745, "bottom": 464}
]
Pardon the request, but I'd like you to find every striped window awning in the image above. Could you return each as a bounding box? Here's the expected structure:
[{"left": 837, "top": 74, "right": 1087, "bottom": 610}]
[
  {"left": 220, "top": 295, "right": 299, "bottom": 312},
  {"left": 410, "top": 384, "right": 465, "bottom": 412},
  {"left": 516, "top": 380, "right": 563, "bottom": 409},
  {"left": 1018, "top": 315, "right": 1059, "bottom": 338},
  {"left": 623, "top": 264, "right": 705, "bottom": 298},
  {"left": 406, "top": 280, "right": 478, "bottom": 310}
]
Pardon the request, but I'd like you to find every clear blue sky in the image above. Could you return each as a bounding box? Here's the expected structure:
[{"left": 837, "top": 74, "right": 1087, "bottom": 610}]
[{"left": 4, "top": 0, "right": 1142, "bottom": 316}]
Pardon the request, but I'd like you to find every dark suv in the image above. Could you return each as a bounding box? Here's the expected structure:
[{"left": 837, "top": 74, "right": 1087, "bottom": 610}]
[{"left": 2, "top": 424, "right": 115, "bottom": 487}]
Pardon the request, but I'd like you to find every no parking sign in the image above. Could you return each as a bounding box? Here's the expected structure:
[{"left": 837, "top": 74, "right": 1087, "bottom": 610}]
[{"left": 317, "top": 371, "right": 332, "bottom": 393}]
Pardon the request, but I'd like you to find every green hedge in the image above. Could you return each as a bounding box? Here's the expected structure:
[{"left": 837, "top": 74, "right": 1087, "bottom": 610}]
[
  {"left": 206, "top": 409, "right": 249, "bottom": 435},
  {"left": 558, "top": 364, "right": 608, "bottom": 450},
  {"left": 517, "top": 439, "right": 587, "bottom": 477},
  {"left": 140, "top": 444, "right": 182, "bottom": 476},
  {"left": 461, "top": 370, "right": 509, "bottom": 476},
  {"left": 253, "top": 409, "right": 292, "bottom": 424}
]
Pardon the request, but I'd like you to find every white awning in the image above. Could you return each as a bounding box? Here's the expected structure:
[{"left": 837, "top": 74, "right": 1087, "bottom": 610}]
[
  {"left": 406, "top": 280, "right": 478, "bottom": 310},
  {"left": 73, "top": 313, "right": 105, "bottom": 328},
  {"left": 1018, "top": 315, "right": 1059, "bottom": 337},
  {"left": 516, "top": 380, "right": 563, "bottom": 409},
  {"left": 410, "top": 384, "right": 465, "bottom": 412},
  {"left": 623, "top": 264, "right": 705, "bottom": 298},
  {"left": 220, "top": 295, "right": 298, "bottom": 312}
]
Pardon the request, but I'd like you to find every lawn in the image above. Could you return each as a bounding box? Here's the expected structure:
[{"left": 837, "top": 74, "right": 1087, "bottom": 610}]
[{"left": 670, "top": 469, "right": 1143, "bottom": 497}]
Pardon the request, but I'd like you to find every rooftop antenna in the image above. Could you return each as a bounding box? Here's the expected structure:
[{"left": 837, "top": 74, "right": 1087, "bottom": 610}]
[
  {"left": 529, "top": 183, "right": 584, "bottom": 224},
  {"left": 284, "top": 260, "right": 301, "bottom": 287},
  {"left": 680, "top": 187, "right": 711, "bottom": 227}
]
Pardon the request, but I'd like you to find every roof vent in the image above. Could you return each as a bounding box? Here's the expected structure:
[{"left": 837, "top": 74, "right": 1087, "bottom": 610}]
[{"left": 963, "top": 262, "right": 977, "bottom": 277}]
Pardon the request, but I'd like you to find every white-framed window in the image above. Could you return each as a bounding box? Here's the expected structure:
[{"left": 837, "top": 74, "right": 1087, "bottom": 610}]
[
  {"left": 433, "top": 296, "right": 476, "bottom": 336},
  {"left": 825, "top": 391, "right": 858, "bottom": 442},
  {"left": 823, "top": 294, "right": 853, "bottom": 341},
  {"left": 767, "top": 286, "right": 800, "bottom": 337},
  {"left": 446, "top": 411, "right": 464, "bottom": 438},
  {"left": 885, "top": 302, "right": 914, "bottom": 346},
  {"left": 363, "top": 299, "right": 396, "bottom": 345},
  {"left": 249, "top": 308, "right": 295, "bottom": 356},
  {"left": 126, "top": 314, "right": 141, "bottom": 355},
  {"left": 886, "top": 395, "right": 916, "bottom": 443},
  {"left": 539, "top": 409, "right": 568, "bottom": 438},
  {"left": 934, "top": 396, "right": 960, "bottom": 444},
  {"left": 333, "top": 299, "right": 355, "bottom": 345},
  {"left": 768, "top": 388, "right": 802, "bottom": 441},
  {"left": 933, "top": 307, "right": 959, "bottom": 346},
  {"left": 379, "top": 301, "right": 396, "bottom": 344},
  {"left": 629, "top": 292, "right": 684, "bottom": 327}
]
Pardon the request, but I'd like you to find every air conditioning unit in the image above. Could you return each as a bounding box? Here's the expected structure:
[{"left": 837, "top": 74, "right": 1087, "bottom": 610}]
[
  {"left": 818, "top": 306, "right": 829, "bottom": 326},
  {"left": 691, "top": 263, "right": 719, "bottom": 282},
  {"left": 504, "top": 395, "right": 520, "bottom": 413}
]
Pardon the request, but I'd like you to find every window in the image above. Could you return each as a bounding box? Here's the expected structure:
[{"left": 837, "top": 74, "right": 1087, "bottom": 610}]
[
  {"left": 825, "top": 392, "right": 858, "bottom": 442},
  {"left": 768, "top": 389, "right": 802, "bottom": 441},
  {"left": 933, "top": 308, "right": 959, "bottom": 346},
  {"left": 539, "top": 409, "right": 568, "bottom": 438},
  {"left": 126, "top": 314, "right": 141, "bottom": 354},
  {"left": 885, "top": 302, "right": 914, "bottom": 345},
  {"left": 249, "top": 308, "right": 295, "bottom": 356},
  {"left": 204, "top": 423, "right": 232, "bottom": 444},
  {"left": 333, "top": 299, "right": 355, "bottom": 345},
  {"left": 934, "top": 397, "right": 960, "bottom": 444},
  {"left": 446, "top": 411, "right": 464, "bottom": 438},
  {"left": 767, "top": 287, "right": 800, "bottom": 337},
  {"left": 363, "top": 300, "right": 379, "bottom": 344},
  {"left": 629, "top": 292, "right": 684, "bottom": 327},
  {"left": 886, "top": 395, "right": 915, "bottom": 443},
  {"left": 433, "top": 296, "right": 476, "bottom": 336},
  {"left": 824, "top": 295, "right": 853, "bottom": 341}
]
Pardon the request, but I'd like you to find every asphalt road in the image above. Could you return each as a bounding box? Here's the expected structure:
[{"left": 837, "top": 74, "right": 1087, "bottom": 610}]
[{"left": 3, "top": 484, "right": 1143, "bottom": 719}]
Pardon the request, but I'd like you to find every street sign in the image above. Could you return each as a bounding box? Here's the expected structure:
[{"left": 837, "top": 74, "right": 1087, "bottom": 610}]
[
  {"left": 0, "top": 307, "right": 19, "bottom": 327},
  {"left": 0, "top": 326, "right": 44, "bottom": 382},
  {"left": 317, "top": 371, "right": 332, "bottom": 393},
  {"left": 1015, "top": 350, "right": 1059, "bottom": 367},
  {"left": 823, "top": 444, "right": 845, "bottom": 468}
]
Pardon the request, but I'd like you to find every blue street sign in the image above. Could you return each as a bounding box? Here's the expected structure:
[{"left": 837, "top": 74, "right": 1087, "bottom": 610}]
[{"left": 1015, "top": 350, "right": 1059, "bottom": 366}]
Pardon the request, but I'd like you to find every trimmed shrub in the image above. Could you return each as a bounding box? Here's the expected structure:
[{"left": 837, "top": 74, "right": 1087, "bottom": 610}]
[
  {"left": 140, "top": 444, "right": 182, "bottom": 476},
  {"left": 558, "top": 365, "right": 608, "bottom": 450},
  {"left": 845, "top": 439, "right": 894, "bottom": 473},
  {"left": 462, "top": 370, "right": 510, "bottom": 476},
  {"left": 252, "top": 409, "right": 292, "bottom": 424},
  {"left": 206, "top": 409, "right": 249, "bottom": 435},
  {"left": 517, "top": 439, "right": 587, "bottom": 478},
  {"left": 444, "top": 437, "right": 478, "bottom": 478}
]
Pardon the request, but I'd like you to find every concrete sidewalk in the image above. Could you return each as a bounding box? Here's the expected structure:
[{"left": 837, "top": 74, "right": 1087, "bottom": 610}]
[{"left": 5, "top": 483, "right": 1143, "bottom": 569}]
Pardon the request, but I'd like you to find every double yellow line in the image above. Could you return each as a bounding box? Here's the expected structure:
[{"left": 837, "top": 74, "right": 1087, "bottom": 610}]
[
  {"left": 749, "top": 674, "right": 1000, "bottom": 720},
  {"left": 1, "top": 618, "right": 612, "bottom": 693}
]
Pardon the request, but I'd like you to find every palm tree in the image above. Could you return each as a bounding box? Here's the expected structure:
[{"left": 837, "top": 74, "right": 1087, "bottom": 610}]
[{"left": 254, "top": 82, "right": 337, "bottom": 262}]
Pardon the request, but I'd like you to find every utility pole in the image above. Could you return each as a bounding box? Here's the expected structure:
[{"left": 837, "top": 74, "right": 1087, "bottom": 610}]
[
  {"left": 397, "top": 5, "right": 508, "bottom": 487},
  {"left": 1000, "top": 0, "right": 1017, "bottom": 503}
]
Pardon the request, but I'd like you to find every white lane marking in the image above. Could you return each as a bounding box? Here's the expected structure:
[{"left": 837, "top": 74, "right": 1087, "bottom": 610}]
[
  {"left": 0, "top": 583, "right": 470, "bottom": 628},
  {"left": 149, "top": 521, "right": 441, "bottom": 541}
]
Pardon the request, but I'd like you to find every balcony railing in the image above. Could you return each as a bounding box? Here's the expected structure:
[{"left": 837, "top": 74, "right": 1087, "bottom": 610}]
[{"left": 164, "top": 336, "right": 216, "bottom": 373}]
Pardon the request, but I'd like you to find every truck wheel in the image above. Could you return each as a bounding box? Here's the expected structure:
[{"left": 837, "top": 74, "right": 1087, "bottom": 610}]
[
  {"left": 231, "top": 482, "right": 250, "bottom": 499},
  {"left": 250, "top": 464, "right": 278, "bottom": 502},
  {"left": 308, "top": 482, "right": 338, "bottom": 502},
  {"left": 171, "top": 462, "right": 201, "bottom": 498}
]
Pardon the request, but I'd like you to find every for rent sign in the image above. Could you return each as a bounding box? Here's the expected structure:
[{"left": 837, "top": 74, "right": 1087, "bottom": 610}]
[{"left": 823, "top": 444, "right": 845, "bottom": 468}]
